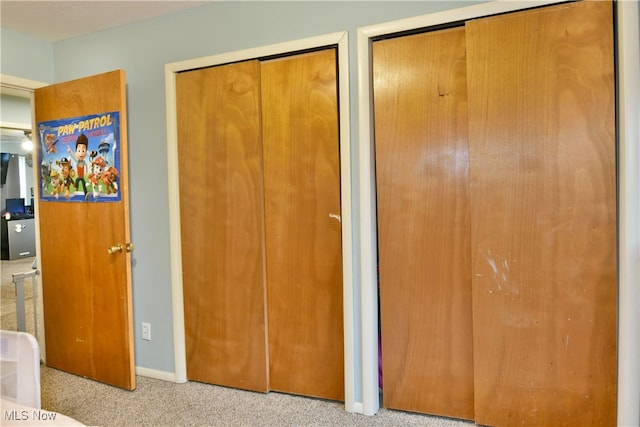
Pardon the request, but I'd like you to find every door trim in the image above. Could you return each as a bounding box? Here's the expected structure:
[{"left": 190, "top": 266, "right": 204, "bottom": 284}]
[
  {"left": 0, "top": 74, "right": 48, "bottom": 362},
  {"left": 616, "top": 1, "right": 640, "bottom": 425},
  {"left": 164, "top": 32, "right": 356, "bottom": 409},
  {"left": 357, "top": 0, "right": 640, "bottom": 420}
]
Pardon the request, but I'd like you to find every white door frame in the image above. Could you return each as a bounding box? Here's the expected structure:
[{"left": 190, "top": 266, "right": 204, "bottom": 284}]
[
  {"left": 357, "top": 0, "right": 640, "bottom": 422},
  {"left": 0, "top": 74, "right": 49, "bottom": 361},
  {"left": 164, "top": 32, "right": 358, "bottom": 410}
]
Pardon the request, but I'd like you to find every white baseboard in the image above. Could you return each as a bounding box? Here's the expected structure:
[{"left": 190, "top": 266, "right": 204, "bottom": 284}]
[
  {"left": 135, "top": 366, "right": 183, "bottom": 383},
  {"left": 350, "top": 402, "right": 364, "bottom": 414}
]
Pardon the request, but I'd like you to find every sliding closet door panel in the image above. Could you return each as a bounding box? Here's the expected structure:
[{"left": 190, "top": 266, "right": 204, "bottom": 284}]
[
  {"left": 261, "top": 49, "right": 344, "bottom": 401},
  {"left": 373, "top": 28, "right": 474, "bottom": 419},
  {"left": 176, "top": 61, "right": 269, "bottom": 392},
  {"left": 466, "top": 2, "right": 616, "bottom": 426}
]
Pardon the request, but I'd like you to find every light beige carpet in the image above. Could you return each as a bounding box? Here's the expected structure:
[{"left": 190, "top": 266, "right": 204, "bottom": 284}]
[
  {"left": 1, "top": 258, "right": 474, "bottom": 426},
  {"left": 40, "top": 365, "right": 474, "bottom": 426}
]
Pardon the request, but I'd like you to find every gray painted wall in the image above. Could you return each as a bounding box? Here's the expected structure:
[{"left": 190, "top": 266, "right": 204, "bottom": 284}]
[
  {"left": 0, "top": 29, "right": 54, "bottom": 83},
  {"left": 1, "top": 94, "right": 31, "bottom": 124},
  {"left": 2, "top": 0, "right": 484, "bottom": 398}
]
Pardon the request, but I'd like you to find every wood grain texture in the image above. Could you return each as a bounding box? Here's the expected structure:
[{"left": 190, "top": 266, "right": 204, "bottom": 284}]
[
  {"left": 466, "top": 2, "right": 616, "bottom": 425},
  {"left": 176, "top": 61, "right": 269, "bottom": 392},
  {"left": 35, "top": 70, "right": 135, "bottom": 390},
  {"left": 373, "top": 28, "right": 474, "bottom": 419},
  {"left": 261, "top": 49, "right": 344, "bottom": 401}
]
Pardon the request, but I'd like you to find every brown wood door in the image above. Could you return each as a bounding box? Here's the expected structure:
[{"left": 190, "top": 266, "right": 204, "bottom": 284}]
[
  {"left": 176, "top": 60, "right": 269, "bottom": 392},
  {"left": 374, "top": 1, "right": 616, "bottom": 424},
  {"left": 467, "top": 2, "right": 616, "bottom": 425},
  {"left": 373, "top": 28, "right": 474, "bottom": 419},
  {"left": 261, "top": 49, "right": 344, "bottom": 401},
  {"left": 177, "top": 48, "right": 343, "bottom": 400},
  {"left": 35, "top": 70, "right": 135, "bottom": 390}
]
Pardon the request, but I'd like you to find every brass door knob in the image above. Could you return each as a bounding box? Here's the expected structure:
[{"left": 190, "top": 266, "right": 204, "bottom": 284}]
[
  {"left": 107, "top": 244, "right": 123, "bottom": 254},
  {"left": 125, "top": 243, "right": 135, "bottom": 253}
]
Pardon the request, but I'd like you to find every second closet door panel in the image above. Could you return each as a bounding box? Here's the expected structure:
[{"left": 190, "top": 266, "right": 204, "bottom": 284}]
[
  {"left": 261, "top": 49, "right": 344, "bottom": 401},
  {"left": 373, "top": 27, "right": 474, "bottom": 419},
  {"left": 466, "top": 2, "right": 617, "bottom": 426},
  {"left": 176, "top": 60, "right": 269, "bottom": 392}
]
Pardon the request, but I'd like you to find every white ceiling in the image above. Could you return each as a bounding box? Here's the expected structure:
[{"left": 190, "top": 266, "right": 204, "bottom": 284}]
[{"left": 0, "top": 1, "right": 213, "bottom": 43}]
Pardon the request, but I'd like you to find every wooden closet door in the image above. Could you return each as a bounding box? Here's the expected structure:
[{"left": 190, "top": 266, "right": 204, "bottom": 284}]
[
  {"left": 176, "top": 60, "right": 269, "bottom": 392},
  {"left": 373, "top": 28, "right": 474, "bottom": 419},
  {"left": 261, "top": 49, "right": 344, "bottom": 401},
  {"left": 466, "top": 2, "right": 616, "bottom": 426}
]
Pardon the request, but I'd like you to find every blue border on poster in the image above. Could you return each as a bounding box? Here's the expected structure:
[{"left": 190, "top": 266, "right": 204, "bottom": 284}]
[{"left": 38, "top": 112, "right": 121, "bottom": 202}]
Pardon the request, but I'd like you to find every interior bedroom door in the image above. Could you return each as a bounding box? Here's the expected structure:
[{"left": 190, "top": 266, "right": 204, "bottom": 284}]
[
  {"left": 34, "top": 70, "right": 135, "bottom": 390},
  {"left": 373, "top": 27, "right": 474, "bottom": 420},
  {"left": 177, "top": 47, "right": 343, "bottom": 401},
  {"left": 467, "top": 2, "right": 616, "bottom": 425},
  {"left": 176, "top": 60, "right": 269, "bottom": 392},
  {"left": 374, "top": 1, "right": 615, "bottom": 425},
  {"left": 261, "top": 49, "right": 344, "bottom": 401}
]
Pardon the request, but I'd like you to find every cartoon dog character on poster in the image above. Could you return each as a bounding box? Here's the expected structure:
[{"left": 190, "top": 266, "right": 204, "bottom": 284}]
[
  {"left": 88, "top": 156, "right": 106, "bottom": 199},
  {"left": 41, "top": 161, "right": 52, "bottom": 193},
  {"left": 45, "top": 133, "right": 58, "bottom": 154},
  {"left": 57, "top": 157, "right": 74, "bottom": 199},
  {"left": 101, "top": 166, "right": 119, "bottom": 195},
  {"left": 49, "top": 169, "right": 62, "bottom": 199}
]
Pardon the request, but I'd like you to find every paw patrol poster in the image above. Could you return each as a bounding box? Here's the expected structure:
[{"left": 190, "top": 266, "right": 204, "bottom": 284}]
[{"left": 38, "top": 112, "right": 121, "bottom": 202}]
